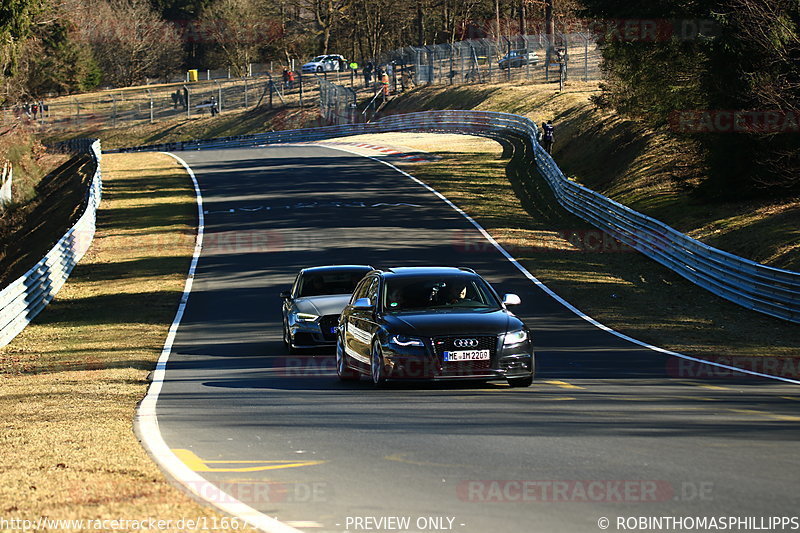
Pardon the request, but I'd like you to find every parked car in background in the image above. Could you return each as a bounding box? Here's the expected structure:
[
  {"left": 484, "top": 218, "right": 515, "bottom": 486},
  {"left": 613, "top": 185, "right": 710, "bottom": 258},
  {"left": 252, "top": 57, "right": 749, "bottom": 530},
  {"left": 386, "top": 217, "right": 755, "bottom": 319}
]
[
  {"left": 281, "top": 265, "right": 373, "bottom": 353},
  {"left": 498, "top": 49, "right": 538, "bottom": 69},
  {"left": 302, "top": 54, "right": 347, "bottom": 73},
  {"left": 336, "top": 267, "right": 535, "bottom": 387}
]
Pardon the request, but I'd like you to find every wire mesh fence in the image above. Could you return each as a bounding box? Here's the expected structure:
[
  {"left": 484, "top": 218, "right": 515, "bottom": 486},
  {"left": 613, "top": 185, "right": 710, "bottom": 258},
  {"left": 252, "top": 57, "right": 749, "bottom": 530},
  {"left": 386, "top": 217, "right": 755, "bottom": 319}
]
[
  {"left": 1, "top": 33, "right": 602, "bottom": 132},
  {"left": 318, "top": 78, "right": 359, "bottom": 125},
  {"left": 384, "top": 33, "right": 601, "bottom": 87},
  {"left": 0, "top": 73, "right": 330, "bottom": 132}
]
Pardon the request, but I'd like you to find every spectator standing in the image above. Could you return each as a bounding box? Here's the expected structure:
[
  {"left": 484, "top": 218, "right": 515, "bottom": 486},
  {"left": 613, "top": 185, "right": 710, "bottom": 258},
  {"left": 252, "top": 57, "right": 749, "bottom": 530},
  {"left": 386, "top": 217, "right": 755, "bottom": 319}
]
[
  {"left": 541, "top": 120, "right": 555, "bottom": 154},
  {"left": 282, "top": 68, "right": 290, "bottom": 89},
  {"left": 364, "top": 62, "right": 374, "bottom": 88},
  {"left": 287, "top": 69, "right": 296, "bottom": 89},
  {"left": 210, "top": 96, "right": 219, "bottom": 116},
  {"left": 380, "top": 68, "right": 390, "bottom": 98}
]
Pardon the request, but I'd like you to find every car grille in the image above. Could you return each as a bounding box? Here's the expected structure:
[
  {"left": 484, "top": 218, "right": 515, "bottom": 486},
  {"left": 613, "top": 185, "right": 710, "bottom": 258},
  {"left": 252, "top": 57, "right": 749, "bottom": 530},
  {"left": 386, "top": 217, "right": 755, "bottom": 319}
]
[
  {"left": 319, "top": 315, "right": 339, "bottom": 341},
  {"left": 432, "top": 335, "right": 497, "bottom": 374}
]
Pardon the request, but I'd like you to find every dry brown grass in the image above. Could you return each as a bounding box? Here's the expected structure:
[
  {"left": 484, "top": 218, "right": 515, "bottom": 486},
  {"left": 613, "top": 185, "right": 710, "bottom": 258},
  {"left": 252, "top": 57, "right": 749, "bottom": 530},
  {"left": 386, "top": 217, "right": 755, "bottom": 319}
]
[
  {"left": 386, "top": 82, "right": 800, "bottom": 271},
  {"left": 0, "top": 153, "right": 239, "bottom": 530}
]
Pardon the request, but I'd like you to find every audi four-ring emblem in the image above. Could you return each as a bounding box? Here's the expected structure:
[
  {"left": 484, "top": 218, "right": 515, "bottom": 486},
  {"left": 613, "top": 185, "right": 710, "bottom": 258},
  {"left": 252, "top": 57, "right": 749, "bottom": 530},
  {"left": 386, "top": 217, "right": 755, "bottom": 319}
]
[{"left": 454, "top": 338, "right": 479, "bottom": 348}]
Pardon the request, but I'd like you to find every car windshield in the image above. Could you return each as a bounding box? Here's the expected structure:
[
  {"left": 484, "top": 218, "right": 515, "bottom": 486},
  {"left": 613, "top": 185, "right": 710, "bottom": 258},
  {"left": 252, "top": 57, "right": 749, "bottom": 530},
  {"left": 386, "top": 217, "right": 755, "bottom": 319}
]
[
  {"left": 297, "top": 270, "right": 368, "bottom": 297},
  {"left": 382, "top": 274, "right": 500, "bottom": 312},
  {"left": 311, "top": 56, "right": 325, "bottom": 62}
]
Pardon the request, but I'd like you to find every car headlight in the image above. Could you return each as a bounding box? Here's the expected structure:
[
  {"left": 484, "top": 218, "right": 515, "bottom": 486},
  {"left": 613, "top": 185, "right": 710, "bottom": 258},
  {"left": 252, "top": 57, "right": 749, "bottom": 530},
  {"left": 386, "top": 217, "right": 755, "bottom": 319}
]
[
  {"left": 389, "top": 334, "right": 425, "bottom": 348},
  {"left": 503, "top": 329, "right": 528, "bottom": 346},
  {"left": 294, "top": 312, "right": 319, "bottom": 323}
]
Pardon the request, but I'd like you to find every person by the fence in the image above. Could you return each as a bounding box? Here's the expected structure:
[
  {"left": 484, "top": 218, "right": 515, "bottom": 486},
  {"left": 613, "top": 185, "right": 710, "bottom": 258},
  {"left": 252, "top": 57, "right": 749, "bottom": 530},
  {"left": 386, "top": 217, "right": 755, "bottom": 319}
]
[
  {"left": 287, "top": 69, "right": 296, "bottom": 89},
  {"left": 364, "top": 62, "right": 374, "bottom": 88},
  {"left": 541, "top": 120, "right": 555, "bottom": 154},
  {"left": 380, "top": 69, "right": 390, "bottom": 98},
  {"left": 31, "top": 103, "right": 39, "bottom": 120},
  {"left": 210, "top": 96, "right": 219, "bottom": 116},
  {"left": 282, "top": 68, "right": 290, "bottom": 89}
]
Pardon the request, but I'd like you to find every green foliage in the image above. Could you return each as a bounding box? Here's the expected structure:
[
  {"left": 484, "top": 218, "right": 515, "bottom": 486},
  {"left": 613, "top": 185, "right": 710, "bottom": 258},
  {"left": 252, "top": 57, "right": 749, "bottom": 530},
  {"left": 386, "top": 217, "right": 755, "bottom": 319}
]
[
  {"left": 27, "top": 22, "right": 102, "bottom": 96},
  {"left": 583, "top": 0, "right": 800, "bottom": 199}
]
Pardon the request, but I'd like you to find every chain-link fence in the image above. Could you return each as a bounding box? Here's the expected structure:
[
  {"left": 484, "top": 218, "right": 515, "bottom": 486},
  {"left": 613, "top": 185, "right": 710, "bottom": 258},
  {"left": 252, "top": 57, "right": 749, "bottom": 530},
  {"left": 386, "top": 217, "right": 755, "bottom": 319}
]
[
  {"left": 1, "top": 33, "right": 601, "bottom": 132},
  {"left": 1, "top": 77, "right": 282, "bottom": 132},
  {"left": 6, "top": 72, "right": 343, "bottom": 132},
  {"left": 318, "top": 78, "right": 359, "bottom": 125},
  {"left": 384, "top": 33, "right": 601, "bottom": 87}
]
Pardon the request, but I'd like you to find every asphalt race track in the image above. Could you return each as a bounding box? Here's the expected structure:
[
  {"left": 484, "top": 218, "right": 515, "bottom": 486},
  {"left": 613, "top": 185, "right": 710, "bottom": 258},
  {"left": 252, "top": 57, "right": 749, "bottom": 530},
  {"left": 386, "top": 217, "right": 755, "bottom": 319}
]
[{"left": 156, "top": 144, "right": 800, "bottom": 533}]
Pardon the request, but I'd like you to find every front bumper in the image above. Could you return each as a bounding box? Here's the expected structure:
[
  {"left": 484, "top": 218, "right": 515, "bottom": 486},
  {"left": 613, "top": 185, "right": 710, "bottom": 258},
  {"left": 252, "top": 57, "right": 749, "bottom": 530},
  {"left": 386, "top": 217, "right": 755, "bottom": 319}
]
[
  {"left": 379, "top": 338, "right": 534, "bottom": 381},
  {"left": 288, "top": 316, "right": 338, "bottom": 349}
]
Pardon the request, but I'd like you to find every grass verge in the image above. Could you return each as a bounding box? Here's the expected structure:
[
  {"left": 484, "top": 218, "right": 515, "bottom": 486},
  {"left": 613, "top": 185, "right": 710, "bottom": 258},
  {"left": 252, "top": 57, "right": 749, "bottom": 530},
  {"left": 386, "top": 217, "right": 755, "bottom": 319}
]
[
  {"left": 386, "top": 82, "right": 799, "bottom": 271},
  {"left": 338, "top": 131, "right": 800, "bottom": 361},
  {"left": 42, "top": 106, "right": 321, "bottom": 152},
  {"left": 0, "top": 153, "right": 237, "bottom": 528}
]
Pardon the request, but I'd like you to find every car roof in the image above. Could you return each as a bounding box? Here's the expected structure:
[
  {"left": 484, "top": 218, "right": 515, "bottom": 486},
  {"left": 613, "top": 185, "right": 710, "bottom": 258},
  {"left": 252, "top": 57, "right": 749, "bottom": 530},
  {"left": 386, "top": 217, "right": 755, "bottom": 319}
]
[
  {"left": 300, "top": 265, "right": 373, "bottom": 274},
  {"left": 373, "top": 266, "right": 478, "bottom": 278}
]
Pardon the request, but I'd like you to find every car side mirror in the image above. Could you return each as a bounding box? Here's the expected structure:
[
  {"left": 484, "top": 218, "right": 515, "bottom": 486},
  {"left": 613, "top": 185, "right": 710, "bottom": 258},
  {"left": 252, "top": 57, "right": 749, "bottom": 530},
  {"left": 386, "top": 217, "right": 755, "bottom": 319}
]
[
  {"left": 353, "top": 297, "right": 372, "bottom": 310},
  {"left": 503, "top": 294, "right": 522, "bottom": 306},
  {"left": 280, "top": 291, "right": 292, "bottom": 299}
]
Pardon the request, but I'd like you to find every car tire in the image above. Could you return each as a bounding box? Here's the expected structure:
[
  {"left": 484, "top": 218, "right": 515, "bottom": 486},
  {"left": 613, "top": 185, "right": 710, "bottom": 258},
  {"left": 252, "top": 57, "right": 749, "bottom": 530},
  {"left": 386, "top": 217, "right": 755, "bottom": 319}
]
[
  {"left": 283, "top": 320, "right": 298, "bottom": 355},
  {"left": 316, "top": 66, "right": 323, "bottom": 73},
  {"left": 371, "top": 341, "right": 387, "bottom": 387},
  {"left": 508, "top": 374, "right": 533, "bottom": 388},
  {"left": 336, "top": 338, "right": 359, "bottom": 382}
]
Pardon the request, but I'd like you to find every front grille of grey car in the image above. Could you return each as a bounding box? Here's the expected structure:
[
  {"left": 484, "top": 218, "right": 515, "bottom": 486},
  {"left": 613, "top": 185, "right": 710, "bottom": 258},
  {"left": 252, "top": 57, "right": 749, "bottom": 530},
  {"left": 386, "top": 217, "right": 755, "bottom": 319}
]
[{"left": 319, "top": 315, "right": 339, "bottom": 341}]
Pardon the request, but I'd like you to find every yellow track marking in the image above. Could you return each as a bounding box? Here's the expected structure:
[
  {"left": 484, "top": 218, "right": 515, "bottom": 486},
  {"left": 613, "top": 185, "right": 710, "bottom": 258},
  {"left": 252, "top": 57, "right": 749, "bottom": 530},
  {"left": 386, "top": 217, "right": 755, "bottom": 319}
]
[
  {"left": 726, "top": 409, "right": 800, "bottom": 422},
  {"left": 543, "top": 380, "right": 585, "bottom": 390},
  {"left": 384, "top": 452, "right": 467, "bottom": 468},
  {"left": 678, "top": 381, "right": 731, "bottom": 391},
  {"left": 172, "top": 449, "right": 325, "bottom": 472}
]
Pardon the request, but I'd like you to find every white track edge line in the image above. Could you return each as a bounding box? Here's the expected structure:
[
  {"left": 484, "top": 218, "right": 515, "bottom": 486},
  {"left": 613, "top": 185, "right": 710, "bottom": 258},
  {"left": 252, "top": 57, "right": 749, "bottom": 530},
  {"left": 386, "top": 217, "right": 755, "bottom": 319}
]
[
  {"left": 317, "top": 143, "right": 800, "bottom": 386},
  {"left": 133, "top": 152, "right": 303, "bottom": 533}
]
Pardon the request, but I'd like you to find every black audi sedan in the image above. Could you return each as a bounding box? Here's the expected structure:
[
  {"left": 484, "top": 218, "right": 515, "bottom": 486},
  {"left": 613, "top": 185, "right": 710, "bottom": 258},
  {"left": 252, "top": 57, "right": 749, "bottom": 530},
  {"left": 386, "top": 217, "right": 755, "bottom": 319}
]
[{"left": 336, "top": 267, "right": 534, "bottom": 387}]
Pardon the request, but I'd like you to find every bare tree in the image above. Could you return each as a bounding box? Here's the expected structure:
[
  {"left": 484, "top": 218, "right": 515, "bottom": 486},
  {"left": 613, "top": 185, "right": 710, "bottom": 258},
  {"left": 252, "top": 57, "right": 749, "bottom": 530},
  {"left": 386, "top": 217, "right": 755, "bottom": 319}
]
[
  {"left": 70, "top": 0, "right": 184, "bottom": 87},
  {"left": 199, "top": 0, "right": 282, "bottom": 76}
]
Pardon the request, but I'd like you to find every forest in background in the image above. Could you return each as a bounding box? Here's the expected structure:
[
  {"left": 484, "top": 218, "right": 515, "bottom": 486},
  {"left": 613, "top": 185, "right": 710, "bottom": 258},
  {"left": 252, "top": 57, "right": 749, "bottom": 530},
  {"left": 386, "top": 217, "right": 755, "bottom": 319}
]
[{"left": 0, "top": 0, "right": 797, "bottom": 197}]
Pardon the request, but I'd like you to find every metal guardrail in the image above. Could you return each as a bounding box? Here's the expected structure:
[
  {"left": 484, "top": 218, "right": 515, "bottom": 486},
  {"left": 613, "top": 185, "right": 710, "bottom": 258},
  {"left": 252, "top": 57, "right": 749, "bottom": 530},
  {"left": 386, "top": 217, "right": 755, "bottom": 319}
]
[
  {"left": 0, "top": 140, "right": 102, "bottom": 348},
  {"left": 112, "top": 111, "right": 800, "bottom": 323}
]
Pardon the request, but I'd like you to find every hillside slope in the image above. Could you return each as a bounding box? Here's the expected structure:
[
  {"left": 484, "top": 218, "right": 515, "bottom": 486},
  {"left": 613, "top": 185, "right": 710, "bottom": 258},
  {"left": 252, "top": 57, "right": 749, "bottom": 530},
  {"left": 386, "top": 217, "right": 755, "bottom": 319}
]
[{"left": 385, "top": 82, "right": 799, "bottom": 271}]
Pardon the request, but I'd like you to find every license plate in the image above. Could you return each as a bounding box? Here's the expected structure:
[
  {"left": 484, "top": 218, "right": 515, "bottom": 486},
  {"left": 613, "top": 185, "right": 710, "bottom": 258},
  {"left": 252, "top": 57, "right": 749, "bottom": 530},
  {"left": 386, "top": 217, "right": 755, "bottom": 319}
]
[{"left": 444, "top": 350, "right": 490, "bottom": 362}]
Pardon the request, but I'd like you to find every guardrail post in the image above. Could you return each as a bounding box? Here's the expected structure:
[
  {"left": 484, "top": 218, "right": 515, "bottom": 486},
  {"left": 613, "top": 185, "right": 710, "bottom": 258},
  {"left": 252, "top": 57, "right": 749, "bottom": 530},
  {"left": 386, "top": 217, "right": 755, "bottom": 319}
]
[
  {"left": 146, "top": 89, "right": 154, "bottom": 124},
  {"left": 182, "top": 85, "right": 191, "bottom": 118},
  {"left": 111, "top": 95, "right": 117, "bottom": 128},
  {"left": 213, "top": 80, "right": 223, "bottom": 113},
  {"left": 583, "top": 34, "right": 589, "bottom": 82},
  {"left": 299, "top": 74, "right": 304, "bottom": 107}
]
